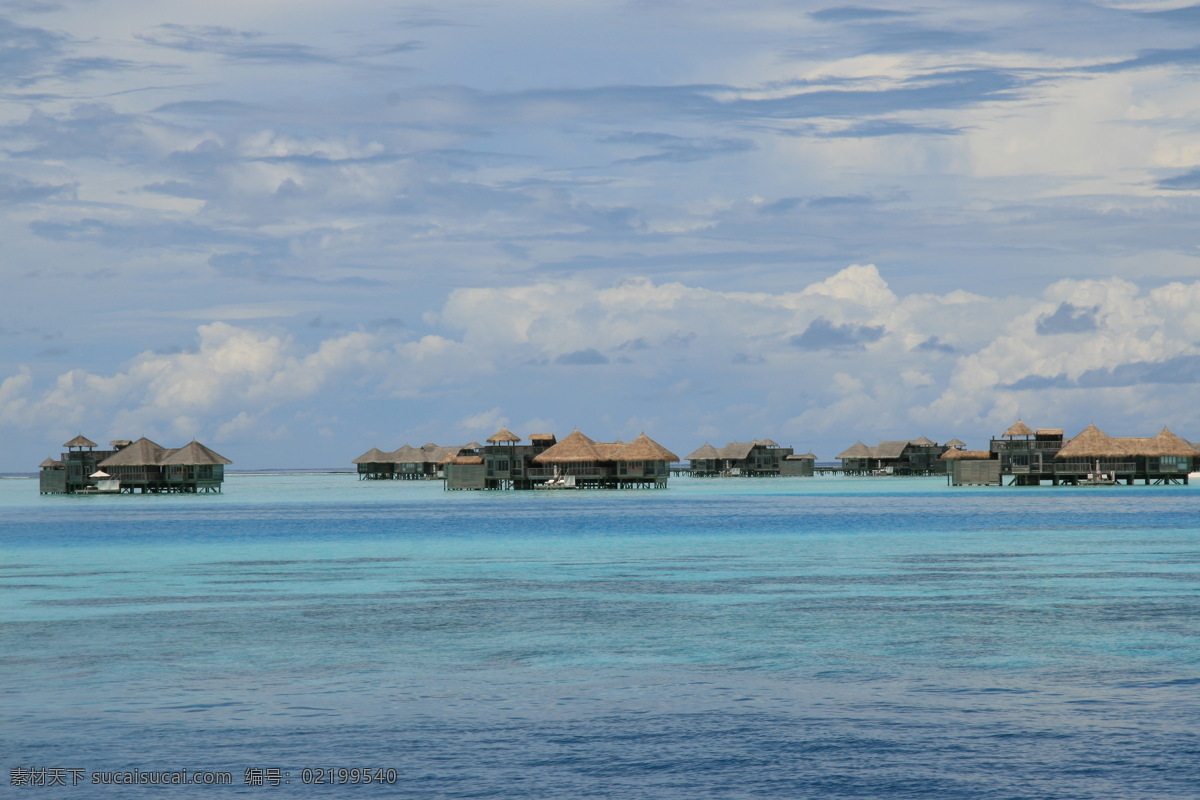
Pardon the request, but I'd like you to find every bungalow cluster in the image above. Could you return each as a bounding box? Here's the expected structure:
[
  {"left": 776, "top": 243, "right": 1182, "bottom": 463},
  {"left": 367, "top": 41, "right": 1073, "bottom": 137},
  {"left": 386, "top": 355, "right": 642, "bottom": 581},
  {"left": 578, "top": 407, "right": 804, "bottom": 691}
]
[
  {"left": 39, "top": 435, "right": 232, "bottom": 494},
  {"left": 940, "top": 420, "right": 1200, "bottom": 486},
  {"left": 682, "top": 440, "right": 817, "bottom": 477},
  {"left": 354, "top": 428, "right": 679, "bottom": 490},
  {"left": 835, "top": 436, "right": 956, "bottom": 476}
]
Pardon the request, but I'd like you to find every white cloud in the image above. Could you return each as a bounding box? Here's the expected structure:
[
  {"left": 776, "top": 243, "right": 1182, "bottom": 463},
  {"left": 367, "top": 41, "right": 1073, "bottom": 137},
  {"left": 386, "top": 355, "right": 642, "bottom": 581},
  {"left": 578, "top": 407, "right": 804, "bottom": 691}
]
[
  {"left": 459, "top": 407, "right": 508, "bottom": 434},
  {"left": 6, "top": 265, "right": 1200, "bottom": 468},
  {"left": 0, "top": 367, "right": 34, "bottom": 427},
  {"left": 799, "top": 264, "right": 897, "bottom": 308}
]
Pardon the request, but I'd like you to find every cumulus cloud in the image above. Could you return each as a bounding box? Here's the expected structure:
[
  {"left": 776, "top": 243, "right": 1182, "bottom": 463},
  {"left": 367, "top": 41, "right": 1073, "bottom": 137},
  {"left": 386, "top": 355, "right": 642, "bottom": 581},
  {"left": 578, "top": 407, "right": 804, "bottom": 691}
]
[
  {"left": 6, "top": 265, "right": 1200, "bottom": 467},
  {"left": 923, "top": 276, "right": 1200, "bottom": 435},
  {"left": 0, "top": 321, "right": 486, "bottom": 448}
]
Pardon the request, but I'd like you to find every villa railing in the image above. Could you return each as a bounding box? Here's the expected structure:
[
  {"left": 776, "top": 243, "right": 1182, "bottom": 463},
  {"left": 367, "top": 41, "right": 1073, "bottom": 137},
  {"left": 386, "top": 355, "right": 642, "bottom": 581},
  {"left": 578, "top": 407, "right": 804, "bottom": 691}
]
[
  {"left": 1054, "top": 461, "right": 1136, "bottom": 475},
  {"left": 526, "top": 467, "right": 607, "bottom": 479},
  {"left": 991, "top": 440, "right": 1063, "bottom": 452}
]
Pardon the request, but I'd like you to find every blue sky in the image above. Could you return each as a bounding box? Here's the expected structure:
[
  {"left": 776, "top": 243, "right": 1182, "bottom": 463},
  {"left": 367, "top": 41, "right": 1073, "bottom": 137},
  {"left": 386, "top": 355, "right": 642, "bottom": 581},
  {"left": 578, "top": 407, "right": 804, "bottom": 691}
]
[{"left": 4, "top": 0, "right": 1200, "bottom": 470}]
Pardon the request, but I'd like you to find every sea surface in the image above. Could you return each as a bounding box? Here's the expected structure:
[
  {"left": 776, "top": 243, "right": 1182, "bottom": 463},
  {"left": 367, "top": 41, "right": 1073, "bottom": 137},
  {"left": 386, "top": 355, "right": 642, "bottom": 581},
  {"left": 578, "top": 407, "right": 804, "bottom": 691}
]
[{"left": 2, "top": 474, "right": 1198, "bottom": 798}]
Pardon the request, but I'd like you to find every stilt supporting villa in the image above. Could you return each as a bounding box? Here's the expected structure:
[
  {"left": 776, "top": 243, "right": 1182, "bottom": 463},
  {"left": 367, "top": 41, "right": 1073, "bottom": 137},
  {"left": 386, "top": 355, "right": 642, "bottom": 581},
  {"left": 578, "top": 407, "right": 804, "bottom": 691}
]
[
  {"left": 39, "top": 436, "right": 232, "bottom": 494},
  {"left": 944, "top": 420, "right": 1200, "bottom": 486},
  {"left": 441, "top": 428, "right": 679, "bottom": 490},
  {"left": 678, "top": 439, "right": 815, "bottom": 477}
]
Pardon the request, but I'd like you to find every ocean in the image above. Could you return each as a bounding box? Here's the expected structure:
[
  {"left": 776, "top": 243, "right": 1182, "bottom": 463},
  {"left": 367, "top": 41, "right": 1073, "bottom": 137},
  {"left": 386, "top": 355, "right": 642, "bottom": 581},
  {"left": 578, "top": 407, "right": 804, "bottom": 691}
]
[{"left": 2, "top": 474, "right": 1198, "bottom": 798}]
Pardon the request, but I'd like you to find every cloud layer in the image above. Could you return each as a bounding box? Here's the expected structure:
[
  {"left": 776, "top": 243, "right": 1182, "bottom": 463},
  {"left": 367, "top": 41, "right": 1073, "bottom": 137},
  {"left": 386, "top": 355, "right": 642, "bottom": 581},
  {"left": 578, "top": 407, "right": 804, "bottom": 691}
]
[{"left": 6, "top": 265, "right": 1200, "bottom": 468}]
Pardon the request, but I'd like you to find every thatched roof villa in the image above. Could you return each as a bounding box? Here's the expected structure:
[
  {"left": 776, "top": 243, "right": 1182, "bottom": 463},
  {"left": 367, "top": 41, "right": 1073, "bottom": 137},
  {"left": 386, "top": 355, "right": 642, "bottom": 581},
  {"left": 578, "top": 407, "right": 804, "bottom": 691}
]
[
  {"left": 836, "top": 437, "right": 953, "bottom": 475},
  {"left": 450, "top": 428, "right": 678, "bottom": 490},
  {"left": 684, "top": 439, "right": 814, "bottom": 477},
  {"left": 945, "top": 420, "right": 1200, "bottom": 486},
  {"left": 39, "top": 435, "right": 231, "bottom": 494},
  {"left": 356, "top": 427, "right": 678, "bottom": 490}
]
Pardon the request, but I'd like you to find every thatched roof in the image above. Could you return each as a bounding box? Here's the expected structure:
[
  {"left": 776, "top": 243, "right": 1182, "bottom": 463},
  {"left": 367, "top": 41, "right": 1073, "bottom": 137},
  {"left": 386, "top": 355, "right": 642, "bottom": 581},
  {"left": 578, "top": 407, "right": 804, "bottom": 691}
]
[
  {"left": 486, "top": 427, "right": 521, "bottom": 443},
  {"left": 160, "top": 441, "right": 233, "bottom": 466},
  {"left": 1002, "top": 420, "right": 1035, "bottom": 437},
  {"left": 109, "top": 439, "right": 132, "bottom": 448},
  {"left": 719, "top": 442, "right": 757, "bottom": 460},
  {"left": 1120, "top": 428, "right": 1199, "bottom": 457},
  {"left": 910, "top": 435, "right": 936, "bottom": 446},
  {"left": 529, "top": 433, "right": 557, "bottom": 444},
  {"left": 443, "top": 454, "right": 484, "bottom": 466},
  {"left": 941, "top": 449, "right": 992, "bottom": 460},
  {"left": 1036, "top": 428, "right": 1063, "bottom": 437},
  {"left": 389, "top": 445, "right": 424, "bottom": 463},
  {"left": 594, "top": 441, "right": 625, "bottom": 461},
  {"left": 758, "top": 438, "right": 780, "bottom": 447},
  {"left": 98, "top": 437, "right": 167, "bottom": 467},
  {"left": 1055, "top": 424, "right": 1128, "bottom": 459},
  {"left": 463, "top": 441, "right": 483, "bottom": 450},
  {"left": 352, "top": 447, "right": 391, "bottom": 464},
  {"left": 837, "top": 441, "right": 872, "bottom": 459},
  {"left": 873, "top": 441, "right": 912, "bottom": 460},
  {"left": 616, "top": 433, "right": 679, "bottom": 462},
  {"left": 945, "top": 438, "right": 966, "bottom": 448},
  {"left": 64, "top": 435, "right": 97, "bottom": 448},
  {"left": 533, "top": 429, "right": 603, "bottom": 463},
  {"left": 686, "top": 443, "right": 720, "bottom": 460},
  {"left": 422, "top": 444, "right": 458, "bottom": 463},
  {"left": 40, "top": 458, "right": 63, "bottom": 468},
  {"left": 788, "top": 452, "right": 818, "bottom": 460}
]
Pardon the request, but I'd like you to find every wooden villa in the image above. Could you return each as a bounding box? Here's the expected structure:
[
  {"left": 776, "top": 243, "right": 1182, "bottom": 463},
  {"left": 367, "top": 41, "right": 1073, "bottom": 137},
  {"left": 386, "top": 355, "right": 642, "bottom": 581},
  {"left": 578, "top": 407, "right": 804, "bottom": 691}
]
[
  {"left": 352, "top": 442, "right": 474, "bottom": 480},
  {"left": 836, "top": 437, "right": 952, "bottom": 475},
  {"left": 681, "top": 439, "right": 815, "bottom": 477},
  {"left": 943, "top": 420, "right": 1200, "bottom": 486},
  {"left": 443, "top": 428, "right": 679, "bottom": 490},
  {"left": 39, "top": 435, "right": 231, "bottom": 494}
]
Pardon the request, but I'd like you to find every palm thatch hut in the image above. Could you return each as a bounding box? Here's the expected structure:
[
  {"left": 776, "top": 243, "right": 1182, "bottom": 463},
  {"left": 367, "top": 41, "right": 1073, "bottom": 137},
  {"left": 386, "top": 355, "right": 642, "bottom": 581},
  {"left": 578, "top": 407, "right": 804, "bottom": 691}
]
[
  {"left": 685, "top": 443, "right": 721, "bottom": 475},
  {"left": 159, "top": 441, "right": 233, "bottom": 490},
  {"left": 836, "top": 441, "right": 872, "bottom": 473},
  {"left": 1002, "top": 420, "right": 1035, "bottom": 438},
  {"left": 486, "top": 427, "right": 521, "bottom": 444},
  {"left": 353, "top": 447, "right": 394, "bottom": 479},
  {"left": 64, "top": 434, "right": 98, "bottom": 452}
]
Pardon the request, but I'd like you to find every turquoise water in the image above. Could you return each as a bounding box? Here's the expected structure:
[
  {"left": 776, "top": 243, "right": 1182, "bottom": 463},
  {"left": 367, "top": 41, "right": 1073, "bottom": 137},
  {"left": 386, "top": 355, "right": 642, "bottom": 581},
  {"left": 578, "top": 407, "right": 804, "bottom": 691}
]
[{"left": 3, "top": 474, "right": 1199, "bottom": 797}]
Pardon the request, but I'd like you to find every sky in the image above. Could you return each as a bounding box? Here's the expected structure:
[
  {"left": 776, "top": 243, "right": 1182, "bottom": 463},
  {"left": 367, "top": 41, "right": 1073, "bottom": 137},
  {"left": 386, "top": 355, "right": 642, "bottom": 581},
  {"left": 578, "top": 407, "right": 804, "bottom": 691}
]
[{"left": 3, "top": 0, "right": 1200, "bottom": 470}]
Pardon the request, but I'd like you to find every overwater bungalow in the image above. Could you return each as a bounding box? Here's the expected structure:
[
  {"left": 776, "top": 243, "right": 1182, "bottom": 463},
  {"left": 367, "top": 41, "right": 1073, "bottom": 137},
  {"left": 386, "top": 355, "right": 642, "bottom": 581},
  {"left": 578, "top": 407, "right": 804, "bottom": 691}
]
[
  {"left": 945, "top": 420, "right": 1200, "bottom": 486},
  {"left": 681, "top": 439, "right": 813, "bottom": 476},
  {"left": 443, "top": 428, "right": 678, "bottom": 490},
  {"left": 836, "top": 437, "right": 951, "bottom": 475},
  {"left": 351, "top": 441, "right": 474, "bottom": 480},
  {"left": 39, "top": 435, "right": 231, "bottom": 494}
]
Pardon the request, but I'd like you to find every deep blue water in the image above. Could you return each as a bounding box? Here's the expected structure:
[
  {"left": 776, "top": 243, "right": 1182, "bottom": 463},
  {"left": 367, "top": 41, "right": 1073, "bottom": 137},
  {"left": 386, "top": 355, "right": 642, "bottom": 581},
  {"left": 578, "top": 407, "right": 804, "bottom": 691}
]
[{"left": 2, "top": 474, "right": 1199, "bottom": 798}]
